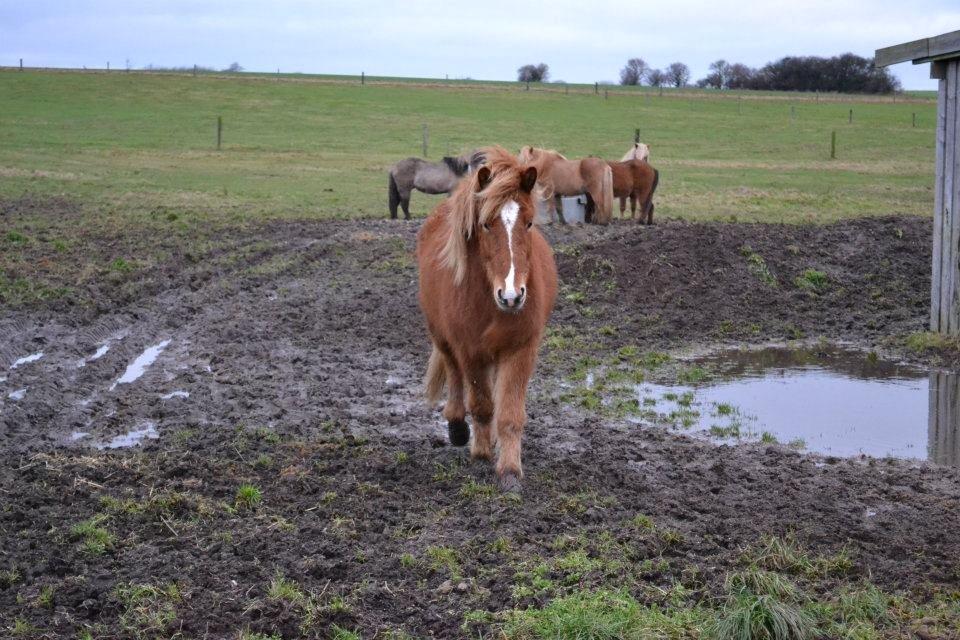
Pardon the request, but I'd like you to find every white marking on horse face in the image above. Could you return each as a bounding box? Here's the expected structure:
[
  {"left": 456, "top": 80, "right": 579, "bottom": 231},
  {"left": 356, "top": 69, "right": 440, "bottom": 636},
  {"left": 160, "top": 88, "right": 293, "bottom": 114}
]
[{"left": 500, "top": 201, "right": 520, "bottom": 302}]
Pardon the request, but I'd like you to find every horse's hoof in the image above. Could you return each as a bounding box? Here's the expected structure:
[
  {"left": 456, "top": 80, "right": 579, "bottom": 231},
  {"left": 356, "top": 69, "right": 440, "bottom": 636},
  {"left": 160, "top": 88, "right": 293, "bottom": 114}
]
[
  {"left": 447, "top": 419, "right": 470, "bottom": 447},
  {"left": 497, "top": 472, "right": 521, "bottom": 494}
]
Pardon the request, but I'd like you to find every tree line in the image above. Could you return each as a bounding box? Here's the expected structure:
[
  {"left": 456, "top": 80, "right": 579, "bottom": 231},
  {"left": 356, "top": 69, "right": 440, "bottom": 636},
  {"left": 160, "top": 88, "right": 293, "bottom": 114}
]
[{"left": 516, "top": 52, "right": 900, "bottom": 94}]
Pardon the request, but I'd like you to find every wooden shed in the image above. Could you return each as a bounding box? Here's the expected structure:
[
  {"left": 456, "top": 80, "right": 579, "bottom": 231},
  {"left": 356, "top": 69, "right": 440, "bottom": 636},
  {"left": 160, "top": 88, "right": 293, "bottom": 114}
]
[{"left": 876, "top": 30, "right": 960, "bottom": 333}]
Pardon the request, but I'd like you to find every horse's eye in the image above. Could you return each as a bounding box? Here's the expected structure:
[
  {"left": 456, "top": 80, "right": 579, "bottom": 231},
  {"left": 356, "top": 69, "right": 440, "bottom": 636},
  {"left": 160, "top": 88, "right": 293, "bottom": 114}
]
[
  {"left": 482, "top": 222, "right": 490, "bottom": 231},
  {"left": 526, "top": 222, "right": 533, "bottom": 229}
]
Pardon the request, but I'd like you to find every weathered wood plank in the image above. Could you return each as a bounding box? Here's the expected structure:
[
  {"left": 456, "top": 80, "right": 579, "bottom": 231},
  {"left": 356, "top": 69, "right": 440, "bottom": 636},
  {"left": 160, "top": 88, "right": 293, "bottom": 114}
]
[
  {"left": 931, "top": 72, "right": 947, "bottom": 330},
  {"left": 875, "top": 37, "right": 929, "bottom": 67},
  {"left": 951, "top": 61, "right": 960, "bottom": 333},
  {"left": 945, "top": 62, "right": 959, "bottom": 333},
  {"left": 929, "top": 30, "right": 960, "bottom": 61}
]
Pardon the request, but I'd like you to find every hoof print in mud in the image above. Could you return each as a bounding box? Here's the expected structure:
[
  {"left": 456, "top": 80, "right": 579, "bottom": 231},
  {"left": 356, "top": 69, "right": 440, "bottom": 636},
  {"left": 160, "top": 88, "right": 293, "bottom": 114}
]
[
  {"left": 498, "top": 472, "right": 521, "bottom": 494},
  {"left": 447, "top": 419, "right": 470, "bottom": 446}
]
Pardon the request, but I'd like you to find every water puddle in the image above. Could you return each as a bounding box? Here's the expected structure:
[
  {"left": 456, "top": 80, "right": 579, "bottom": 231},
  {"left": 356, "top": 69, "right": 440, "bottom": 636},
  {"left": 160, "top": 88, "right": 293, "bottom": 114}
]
[
  {"left": 583, "top": 345, "right": 960, "bottom": 466},
  {"left": 97, "top": 423, "right": 159, "bottom": 449},
  {"left": 160, "top": 390, "right": 189, "bottom": 400},
  {"left": 11, "top": 352, "right": 43, "bottom": 369},
  {"left": 8, "top": 387, "right": 27, "bottom": 401},
  {"left": 77, "top": 344, "right": 111, "bottom": 368},
  {"left": 110, "top": 340, "right": 170, "bottom": 390}
]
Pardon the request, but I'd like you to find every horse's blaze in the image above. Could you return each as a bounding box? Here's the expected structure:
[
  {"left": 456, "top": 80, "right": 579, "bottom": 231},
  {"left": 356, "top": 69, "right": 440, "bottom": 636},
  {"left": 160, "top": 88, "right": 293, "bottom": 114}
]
[{"left": 496, "top": 200, "right": 525, "bottom": 309}]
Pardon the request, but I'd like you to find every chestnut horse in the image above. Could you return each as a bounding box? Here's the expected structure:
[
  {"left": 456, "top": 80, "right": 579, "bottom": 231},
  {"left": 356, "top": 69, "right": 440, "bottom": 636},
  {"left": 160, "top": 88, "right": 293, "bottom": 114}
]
[
  {"left": 621, "top": 142, "right": 650, "bottom": 162},
  {"left": 417, "top": 146, "right": 558, "bottom": 492},
  {"left": 518, "top": 146, "right": 614, "bottom": 225},
  {"left": 607, "top": 159, "right": 659, "bottom": 224}
]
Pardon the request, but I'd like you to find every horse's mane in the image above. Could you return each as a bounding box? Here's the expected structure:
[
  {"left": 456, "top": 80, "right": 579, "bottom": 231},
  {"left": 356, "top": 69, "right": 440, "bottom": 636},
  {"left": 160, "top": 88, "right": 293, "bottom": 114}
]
[
  {"left": 441, "top": 156, "right": 469, "bottom": 176},
  {"left": 518, "top": 146, "right": 568, "bottom": 163},
  {"left": 440, "top": 145, "right": 530, "bottom": 285}
]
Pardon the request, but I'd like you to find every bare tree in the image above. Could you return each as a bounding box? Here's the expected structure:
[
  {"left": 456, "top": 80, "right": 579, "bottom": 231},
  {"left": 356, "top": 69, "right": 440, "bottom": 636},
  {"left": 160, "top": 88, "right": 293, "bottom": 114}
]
[
  {"left": 619, "top": 58, "right": 648, "bottom": 86},
  {"left": 726, "top": 63, "right": 755, "bottom": 89},
  {"left": 702, "top": 59, "right": 731, "bottom": 89},
  {"left": 223, "top": 62, "right": 244, "bottom": 73},
  {"left": 517, "top": 63, "right": 549, "bottom": 82},
  {"left": 665, "top": 62, "right": 690, "bottom": 88},
  {"left": 647, "top": 68, "right": 666, "bottom": 87}
]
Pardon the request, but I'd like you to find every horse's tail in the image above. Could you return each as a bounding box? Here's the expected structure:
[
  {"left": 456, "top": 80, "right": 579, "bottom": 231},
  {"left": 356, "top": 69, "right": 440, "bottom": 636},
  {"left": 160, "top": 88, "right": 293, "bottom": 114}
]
[
  {"left": 424, "top": 344, "right": 447, "bottom": 404},
  {"left": 599, "top": 164, "right": 614, "bottom": 224},
  {"left": 388, "top": 172, "right": 401, "bottom": 219},
  {"left": 645, "top": 168, "right": 660, "bottom": 217}
]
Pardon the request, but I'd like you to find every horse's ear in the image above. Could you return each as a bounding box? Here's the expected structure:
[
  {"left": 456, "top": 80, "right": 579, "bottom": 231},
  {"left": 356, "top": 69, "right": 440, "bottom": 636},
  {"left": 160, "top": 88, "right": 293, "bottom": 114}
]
[
  {"left": 476, "top": 166, "right": 491, "bottom": 191},
  {"left": 520, "top": 166, "right": 537, "bottom": 193}
]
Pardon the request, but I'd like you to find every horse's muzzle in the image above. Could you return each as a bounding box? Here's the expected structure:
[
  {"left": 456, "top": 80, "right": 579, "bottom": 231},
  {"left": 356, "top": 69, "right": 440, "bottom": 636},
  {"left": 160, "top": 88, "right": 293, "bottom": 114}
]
[{"left": 496, "top": 286, "right": 526, "bottom": 312}]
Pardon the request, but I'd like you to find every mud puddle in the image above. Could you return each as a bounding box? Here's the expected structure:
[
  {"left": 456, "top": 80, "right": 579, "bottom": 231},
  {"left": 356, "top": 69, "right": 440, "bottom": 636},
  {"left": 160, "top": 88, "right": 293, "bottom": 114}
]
[{"left": 634, "top": 345, "right": 960, "bottom": 465}]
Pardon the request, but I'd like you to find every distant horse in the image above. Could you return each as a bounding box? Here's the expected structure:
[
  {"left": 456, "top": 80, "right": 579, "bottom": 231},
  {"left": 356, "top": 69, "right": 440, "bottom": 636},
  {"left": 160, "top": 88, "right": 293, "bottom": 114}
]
[
  {"left": 607, "top": 159, "right": 659, "bottom": 224},
  {"left": 388, "top": 152, "right": 481, "bottom": 219},
  {"left": 518, "top": 146, "right": 614, "bottom": 225},
  {"left": 621, "top": 142, "right": 651, "bottom": 162},
  {"left": 417, "top": 146, "right": 558, "bottom": 492}
]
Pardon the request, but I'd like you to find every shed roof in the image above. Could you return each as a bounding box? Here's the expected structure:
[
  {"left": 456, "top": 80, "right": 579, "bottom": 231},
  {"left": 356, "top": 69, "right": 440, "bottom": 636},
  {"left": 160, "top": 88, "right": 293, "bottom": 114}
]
[{"left": 875, "top": 30, "right": 960, "bottom": 67}]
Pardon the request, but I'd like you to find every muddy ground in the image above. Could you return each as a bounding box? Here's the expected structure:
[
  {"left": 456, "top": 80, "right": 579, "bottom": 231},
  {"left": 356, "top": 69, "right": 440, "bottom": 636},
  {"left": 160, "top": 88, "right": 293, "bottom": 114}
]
[{"left": 1, "top": 201, "right": 959, "bottom": 638}]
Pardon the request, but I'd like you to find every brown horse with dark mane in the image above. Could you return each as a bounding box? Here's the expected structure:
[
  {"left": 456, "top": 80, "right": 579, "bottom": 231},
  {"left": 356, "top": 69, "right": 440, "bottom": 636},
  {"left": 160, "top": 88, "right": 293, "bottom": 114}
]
[
  {"left": 608, "top": 159, "right": 659, "bottom": 224},
  {"left": 416, "top": 146, "right": 558, "bottom": 491}
]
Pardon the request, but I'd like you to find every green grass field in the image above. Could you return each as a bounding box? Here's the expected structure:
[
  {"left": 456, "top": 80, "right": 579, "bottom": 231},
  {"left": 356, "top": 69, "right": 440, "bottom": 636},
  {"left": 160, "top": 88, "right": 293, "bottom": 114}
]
[
  {"left": 0, "top": 69, "right": 938, "bottom": 225},
  {"left": 0, "top": 69, "right": 940, "bottom": 305}
]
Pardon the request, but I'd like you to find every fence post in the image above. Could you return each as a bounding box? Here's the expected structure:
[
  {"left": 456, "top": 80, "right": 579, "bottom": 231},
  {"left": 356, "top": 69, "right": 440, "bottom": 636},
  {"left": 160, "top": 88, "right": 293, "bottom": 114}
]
[
  {"left": 361, "top": 71, "right": 365, "bottom": 85},
  {"left": 217, "top": 116, "right": 222, "bottom": 150},
  {"left": 422, "top": 124, "right": 428, "bottom": 157},
  {"left": 848, "top": 109, "right": 853, "bottom": 124},
  {"left": 604, "top": 89, "right": 608, "bottom": 99},
  {"left": 595, "top": 82, "right": 598, "bottom": 95},
  {"left": 738, "top": 96, "right": 742, "bottom": 114},
  {"left": 526, "top": 80, "right": 529, "bottom": 91},
  {"left": 913, "top": 112, "right": 916, "bottom": 128},
  {"left": 790, "top": 105, "right": 795, "bottom": 121},
  {"left": 19, "top": 58, "right": 23, "bottom": 71},
  {"left": 107, "top": 61, "right": 110, "bottom": 71},
  {"left": 659, "top": 85, "right": 663, "bottom": 97},
  {"left": 830, "top": 130, "right": 836, "bottom": 159},
  {"left": 193, "top": 64, "right": 197, "bottom": 76},
  {"left": 634, "top": 128, "right": 640, "bottom": 143}
]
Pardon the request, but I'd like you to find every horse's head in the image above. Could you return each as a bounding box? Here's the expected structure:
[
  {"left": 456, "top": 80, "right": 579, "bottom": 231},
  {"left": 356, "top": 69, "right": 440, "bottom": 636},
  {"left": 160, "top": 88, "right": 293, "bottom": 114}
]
[
  {"left": 441, "top": 146, "right": 538, "bottom": 312},
  {"left": 474, "top": 163, "right": 538, "bottom": 312}
]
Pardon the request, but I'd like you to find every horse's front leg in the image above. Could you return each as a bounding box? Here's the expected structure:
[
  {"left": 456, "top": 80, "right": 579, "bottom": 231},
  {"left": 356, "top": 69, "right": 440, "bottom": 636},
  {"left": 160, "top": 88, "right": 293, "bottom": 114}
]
[
  {"left": 466, "top": 363, "right": 494, "bottom": 460},
  {"left": 553, "top": 195, "right": 567, "bottom": 225},
  {"left": 442, "top": 353, "right": 469, "bottom": 446},
  {"left": 492, "top": 348, "right": 536, "bottom": 492}
]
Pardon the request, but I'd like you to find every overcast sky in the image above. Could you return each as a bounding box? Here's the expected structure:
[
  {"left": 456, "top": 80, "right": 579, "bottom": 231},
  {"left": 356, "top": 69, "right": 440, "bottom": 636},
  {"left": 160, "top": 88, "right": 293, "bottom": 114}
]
[{"left": 2, "top": 1, "right": 957, "bottom": 89}]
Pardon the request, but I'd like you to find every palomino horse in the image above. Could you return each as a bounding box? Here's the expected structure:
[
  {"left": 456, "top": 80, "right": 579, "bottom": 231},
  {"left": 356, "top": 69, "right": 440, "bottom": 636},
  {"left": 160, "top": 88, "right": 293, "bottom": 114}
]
[
  {"left": 621, "top": 142, "right": 651, "bottom": 162},
  {"left": 607, "top": 159, "right": 659, "bottom": 224},
  {"left": 388, "top": 152, "right": 482, "bottom": 219},
  {"left": 518, "top": 147, "right": 614, "bottom": 225},
  {"left": 417, "top": 146, "right": 558, "bottom": 492}
]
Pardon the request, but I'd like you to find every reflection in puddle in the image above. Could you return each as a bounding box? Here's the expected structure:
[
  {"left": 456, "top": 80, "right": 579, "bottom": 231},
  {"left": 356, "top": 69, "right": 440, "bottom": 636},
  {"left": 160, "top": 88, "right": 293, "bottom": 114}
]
[
  {"left": 109, "top": 340, "right": 171, "bottom": 390},
  {"left": 627, "top": 346, "right": 960, "bottom": 466},
  {"left": 8, "top": 388, "right": 27, "bottom": 400},
  {"left": 71, "top": 431, "right": 90, "bottom": 441},
  {"left": 98, "top": 423, "right": 159, "bottom": 449},
  {"left": 11, "top": 352, "right": 43, "bottom": 368},
  {"left": 160, "top": 390, "right": 189, "bottom": 400}
]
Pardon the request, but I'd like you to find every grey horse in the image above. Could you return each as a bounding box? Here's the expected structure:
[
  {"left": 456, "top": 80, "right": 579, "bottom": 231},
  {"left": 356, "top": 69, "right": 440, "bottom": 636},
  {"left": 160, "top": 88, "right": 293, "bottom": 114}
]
[{"left": 388, "top": 152, "right": 483, "bottom": 219}]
